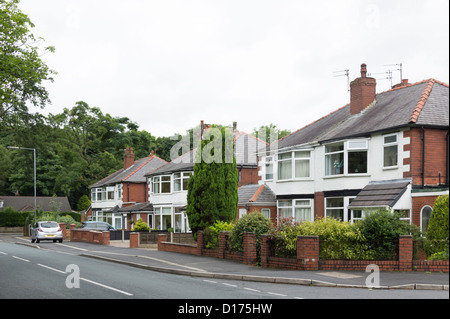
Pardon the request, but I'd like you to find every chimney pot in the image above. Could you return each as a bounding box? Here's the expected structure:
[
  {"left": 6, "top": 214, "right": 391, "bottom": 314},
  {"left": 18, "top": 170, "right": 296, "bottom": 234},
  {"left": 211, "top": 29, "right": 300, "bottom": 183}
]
[
  {"left": 360, "top": 63, "right": 367, "bottom": 78},
  {"left": 233, "top": 121, "right": 237, "bottom": 132}
]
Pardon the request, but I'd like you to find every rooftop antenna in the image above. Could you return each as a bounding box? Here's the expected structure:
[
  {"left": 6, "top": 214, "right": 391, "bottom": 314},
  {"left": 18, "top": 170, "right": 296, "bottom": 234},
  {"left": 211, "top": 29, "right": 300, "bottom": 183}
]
[
  {"left": 384, "top": 63, "right": 403, "bottom": 87},
  {"left": 333, "top": 69, "right": 350, "bottom": 92},
  {"left": 368, "top": 70, "right": 394, "bottom": 88}
]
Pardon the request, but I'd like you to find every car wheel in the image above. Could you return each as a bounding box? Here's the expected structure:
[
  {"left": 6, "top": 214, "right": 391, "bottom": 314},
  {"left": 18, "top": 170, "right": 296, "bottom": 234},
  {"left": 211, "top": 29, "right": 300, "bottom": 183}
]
[
  {"left": 59, "top": 239, "right": 63, "bottom": 243},
  {"left": 36, "top": 239, "right": 40, "bottom": 243}
]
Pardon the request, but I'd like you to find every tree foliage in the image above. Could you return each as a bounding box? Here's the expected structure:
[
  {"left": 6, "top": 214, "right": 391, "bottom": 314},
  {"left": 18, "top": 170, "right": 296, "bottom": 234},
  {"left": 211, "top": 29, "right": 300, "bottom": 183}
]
[
  {"left": 186, "top": 126, "right": 238, "bottom": 238},
  {"left": 427, "top": 195, "right": 449, "bottom": 240},
  {"left": 0, "top": 0, "right": 55, "bottom": 125}
]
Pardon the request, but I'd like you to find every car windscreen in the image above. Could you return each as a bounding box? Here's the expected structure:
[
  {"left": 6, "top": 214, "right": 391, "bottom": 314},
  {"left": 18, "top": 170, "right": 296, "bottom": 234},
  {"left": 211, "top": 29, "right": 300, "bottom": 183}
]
[{"left": 41, "top": 222, "right": 59, "bottom": 228}]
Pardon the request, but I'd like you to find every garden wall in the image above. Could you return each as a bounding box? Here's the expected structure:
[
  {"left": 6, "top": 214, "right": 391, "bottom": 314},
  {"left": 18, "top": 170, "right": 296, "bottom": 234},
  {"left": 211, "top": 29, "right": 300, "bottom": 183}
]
[{"left": 157, "top": 231, "right": 449, "bottom": 273}]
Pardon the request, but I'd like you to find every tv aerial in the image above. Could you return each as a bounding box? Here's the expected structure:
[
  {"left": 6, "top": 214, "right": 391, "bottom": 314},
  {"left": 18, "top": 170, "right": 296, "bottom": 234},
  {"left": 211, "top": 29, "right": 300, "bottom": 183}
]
[{"left": 333, "top": 69, "right": 350, "bottom": 92}]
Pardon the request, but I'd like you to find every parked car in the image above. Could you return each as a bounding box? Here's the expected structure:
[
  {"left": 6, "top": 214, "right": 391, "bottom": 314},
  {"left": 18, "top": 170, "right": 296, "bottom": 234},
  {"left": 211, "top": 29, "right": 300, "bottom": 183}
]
[
  {"left": 31, "top": 221, "right": 63, "bottom": 243},
  {"left": 80, "top": 221, "right": 117, "bottom": 231}
]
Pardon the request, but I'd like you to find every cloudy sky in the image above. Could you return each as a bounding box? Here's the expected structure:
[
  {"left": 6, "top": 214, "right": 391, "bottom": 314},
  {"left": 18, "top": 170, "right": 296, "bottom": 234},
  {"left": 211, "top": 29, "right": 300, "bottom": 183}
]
[{"left": 19, "top": 0, "right": 449, "bottom": 138}]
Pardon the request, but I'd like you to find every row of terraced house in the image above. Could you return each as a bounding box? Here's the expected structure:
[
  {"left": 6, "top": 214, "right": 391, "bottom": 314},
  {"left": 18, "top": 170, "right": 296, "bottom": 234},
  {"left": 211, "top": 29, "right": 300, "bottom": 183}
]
[{"left": 86, "top": 64, "right": 449, "bottom": 236}]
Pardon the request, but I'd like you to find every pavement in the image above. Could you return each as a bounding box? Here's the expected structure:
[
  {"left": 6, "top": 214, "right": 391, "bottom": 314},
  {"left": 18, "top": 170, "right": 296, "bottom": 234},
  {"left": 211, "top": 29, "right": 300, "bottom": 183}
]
[{"left": 4, "top": 234, "right": 450, "bottom": 291}]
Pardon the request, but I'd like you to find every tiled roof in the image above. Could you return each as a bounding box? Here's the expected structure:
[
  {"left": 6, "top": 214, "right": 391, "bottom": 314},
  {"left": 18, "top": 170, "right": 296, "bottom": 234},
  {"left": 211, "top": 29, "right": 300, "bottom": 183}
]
[
  {"left": 238, "top": 184, "right": 276, "bottom": 206},
  {"left": 90, "top": 155, "right": 167, "bottom": 188},
  {"left": 267, "top": 79, "right": 449, "bottom": 151},
  {"left": 348, "top": 179, "right": 410, "bottom": 208}
]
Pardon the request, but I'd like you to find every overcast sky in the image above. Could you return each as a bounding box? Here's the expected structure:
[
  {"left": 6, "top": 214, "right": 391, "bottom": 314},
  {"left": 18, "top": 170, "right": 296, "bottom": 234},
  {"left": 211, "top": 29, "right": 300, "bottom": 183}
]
[{"left": 19, "top": 0, "right": 449, "bottom": 138}]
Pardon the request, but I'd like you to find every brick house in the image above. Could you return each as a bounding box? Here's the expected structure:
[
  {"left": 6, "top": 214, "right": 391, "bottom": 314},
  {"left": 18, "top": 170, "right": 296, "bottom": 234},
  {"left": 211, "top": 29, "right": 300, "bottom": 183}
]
[
  {"left": 257, "top": 64, "right": 448, "bottom": 233},
  {"left": 87, "top": 147, "right": 167, "bottom": 229},
  {"left": 144, "top": 122, "right": 267, "bottom": 232}
]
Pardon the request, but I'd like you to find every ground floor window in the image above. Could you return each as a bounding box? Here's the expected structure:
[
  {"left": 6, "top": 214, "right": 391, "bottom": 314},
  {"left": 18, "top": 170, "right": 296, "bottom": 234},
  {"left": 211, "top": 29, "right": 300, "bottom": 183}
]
[
  {"left": 420, "top": 205, "right": 433, "bottom": 234},
  {"left": 277, "top": 199, "right": 313, "bottom": 223},
  {"left": 325, "top": 197, "right": 360, "bottom": 223},
  {"left": 153, "top": 206, "right": 191, "bottom": 233}
]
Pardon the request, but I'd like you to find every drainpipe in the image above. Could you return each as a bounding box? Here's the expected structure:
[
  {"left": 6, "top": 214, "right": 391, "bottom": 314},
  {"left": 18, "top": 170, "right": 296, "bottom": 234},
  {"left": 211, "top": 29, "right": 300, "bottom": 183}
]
[
  {"left": 421, "top": 127, "right": 425, "bottom": 188},
  {"left": 447, "top": 131, "right": 449, "bottom": 187}
]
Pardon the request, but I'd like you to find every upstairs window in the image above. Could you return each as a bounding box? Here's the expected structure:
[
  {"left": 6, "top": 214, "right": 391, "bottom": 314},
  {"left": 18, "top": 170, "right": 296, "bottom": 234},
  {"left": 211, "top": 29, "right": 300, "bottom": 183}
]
[
  {"left": 383, "top": 134, "right": 398, "bottom": 168},
  {"left": 325, "top": 140, "right": 368, "bottom": 176},
  {"left": 277, "top": 151, "right": 311, "bottom": 180},
  {"left": 265, "top": 157, "right": 274, "bottom": 180}
]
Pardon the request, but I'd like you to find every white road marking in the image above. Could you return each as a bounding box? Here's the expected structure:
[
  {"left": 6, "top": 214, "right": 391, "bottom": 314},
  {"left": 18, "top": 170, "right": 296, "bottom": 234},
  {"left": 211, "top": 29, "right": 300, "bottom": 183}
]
[
  {"left": 37, "top": 263, "right": 133, "bottom": 296},
  {"left": 222, "top": 283, "right": 238, "bottom": 288},
  {"left": 37, "top": 263, "right": 66, "bottom": 274},
  {"left": 267, "top": 292, "right": 287, "bottom": 297},
  {"left": 0, "top": 251, "right": 7, "bottom": 255},
  {"left": 12, "top": 256, "right": 30, "bottom": 262},
  {"left": 80, "top": 278, "right": 133, "bottom": 296},
  {"left": 244, "top": 287, "right": 261, "bottom": 292}
]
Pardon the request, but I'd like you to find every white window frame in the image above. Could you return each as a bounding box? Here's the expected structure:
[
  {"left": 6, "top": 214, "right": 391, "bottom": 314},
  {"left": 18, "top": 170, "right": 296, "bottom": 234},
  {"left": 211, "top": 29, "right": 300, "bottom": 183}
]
[
  {"left": 276, "top": 150, "right": 312, "bottom": 181},
  {"left": 383, "top": 133, "right": 399, "bottom": 169},
  {"left": 277, "top": 199, "right": 313, "bottom": 223},
  {"left": 264, "top": 156, "right": 274, "bottom": 181},
  {"left": 325, "top": 140, "right": 369, "bottom": 177}
]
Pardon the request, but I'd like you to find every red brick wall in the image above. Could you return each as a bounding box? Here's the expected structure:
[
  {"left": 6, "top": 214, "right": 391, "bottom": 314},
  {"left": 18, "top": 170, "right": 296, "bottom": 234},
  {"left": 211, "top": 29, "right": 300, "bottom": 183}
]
[
  {"left": 122, "top": 182, "right": 147, "bottom": 203},
  {"left": 411, "top": 195, "right": 439, "bottom": 227},
  {"left": 403, "top": 128, "right": 448, "bottom": 186},
  {"left": 239, "top": 167, "right": 260, "bottom": 186}
]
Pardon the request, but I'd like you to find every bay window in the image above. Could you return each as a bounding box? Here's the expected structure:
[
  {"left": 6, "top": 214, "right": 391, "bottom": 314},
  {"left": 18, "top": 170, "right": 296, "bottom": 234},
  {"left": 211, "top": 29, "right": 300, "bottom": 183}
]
[
  {"left": 325, "top": 140, "right": 368, "bottom": 176},
  {"left": 277, "top": 199, "right": 313, "bottom": 223}
]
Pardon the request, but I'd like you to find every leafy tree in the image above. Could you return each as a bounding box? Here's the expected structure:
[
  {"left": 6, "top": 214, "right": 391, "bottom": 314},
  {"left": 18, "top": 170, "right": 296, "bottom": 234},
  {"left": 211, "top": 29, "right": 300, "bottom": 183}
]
[
  {"left": 427, "top": 195, "right": 449, "bottom": 240},
  {"left": 77, "top": 195, "right": 91, "bottom": 212},
  {"left": 251, "top": 123, "right": 291, "bottom": 143},
  {"left": 186, "top": 126, "right": 238, "bottom": 238},
  {"left": 0, "top": 0, "right": 55, "bottom": 125}
]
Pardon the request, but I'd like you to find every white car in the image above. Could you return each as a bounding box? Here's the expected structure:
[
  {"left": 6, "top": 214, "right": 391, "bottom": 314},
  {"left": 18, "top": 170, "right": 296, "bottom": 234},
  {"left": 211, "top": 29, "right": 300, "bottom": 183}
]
[{"left": 31, "top": 221, "right": 63, "bottom": 243}]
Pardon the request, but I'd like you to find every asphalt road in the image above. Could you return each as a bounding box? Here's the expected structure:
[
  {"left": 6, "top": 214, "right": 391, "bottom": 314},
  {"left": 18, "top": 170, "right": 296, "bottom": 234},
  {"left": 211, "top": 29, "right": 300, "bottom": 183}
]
[{"left": 0, "top": 240, "right": 448, "bottom": 302}]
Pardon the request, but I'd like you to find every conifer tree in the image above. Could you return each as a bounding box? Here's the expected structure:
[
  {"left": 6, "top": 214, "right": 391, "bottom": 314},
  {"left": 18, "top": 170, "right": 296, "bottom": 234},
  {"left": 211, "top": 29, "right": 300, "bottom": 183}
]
[{"left": 186, "top": 126, "right": 238, "bottom": 238}]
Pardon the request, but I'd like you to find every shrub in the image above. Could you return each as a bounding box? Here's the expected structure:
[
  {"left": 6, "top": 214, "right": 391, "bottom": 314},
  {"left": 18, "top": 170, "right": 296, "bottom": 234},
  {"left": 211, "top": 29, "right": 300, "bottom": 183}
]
[
  {"left": 426, "top": 195, "right": 449, "bottom": 240},
  {"left": 355, "top": 208, "right": 420, "bottom": 259},
  {"left": 268, "top": 217, "right": 367, "bottom": 259},
  {"left": 229, "top": 212, "right": 271, "bottom": 264},
  {"left": 132, "top": 218, "right": 150, "bottom": 231},
  {"left": 203, "top": 220, "right": 234, "bottom": 249}
]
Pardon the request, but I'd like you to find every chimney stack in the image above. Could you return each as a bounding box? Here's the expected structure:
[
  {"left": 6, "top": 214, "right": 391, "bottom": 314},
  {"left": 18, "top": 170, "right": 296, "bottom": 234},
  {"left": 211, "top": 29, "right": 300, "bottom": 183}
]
[
  {"left": 350, "top": 63, "right": 377, "bottom": 115},
  {"left": 233, "top": 121, "right": 237, "bottom": 132},
  {"left": 123, "top": 147, "right": 135, "bottom": 170}
]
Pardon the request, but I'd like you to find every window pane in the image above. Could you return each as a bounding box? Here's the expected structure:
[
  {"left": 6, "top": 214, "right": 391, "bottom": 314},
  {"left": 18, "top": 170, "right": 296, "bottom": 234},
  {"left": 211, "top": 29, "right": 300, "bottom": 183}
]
[
  {"left": 174, "top": 179, "right": 181, "bottom": 192},
  {"left": 295, "top": 200, "right": 310, "bottom": 206},
  {"left": 278, "top": 153, "right": 292, "bottom": 160},
  {"left": 326, "top": 198, "right": 344, "bottom": 208},
  {"left": 421, "top": 206, "right": 433, "bottom": 233},
  {"left": 325, "top": 143, "right": 344, "bottom": 153},
  {"left": 326, "top": 209, "right": 344, "bottom": 220},
  {"left": 279, "top": 207, "right": 292, "bottom": 219},
  {"left": 325, "top": 152, "right": 344, "bottom": 175},
  {"left": 278, "top": 200, "right": 292, "bottom": 207},
  {"left": 295, "top": 208, "right": 311, "bottom": 222},
  {"left": 384, "top": 135, "right": 397, "bottom": 144},
  {"left": 384, "top": 145, "right": 398, "bottom": 167},
  {"left": 265, "top": 160, "right": 274, "bottom": 180},
  {"left": 295, "top": 151, "right": 310, "bottom": 158},
  {"left": 278, "top": 159, "right": 292, "bottom": 180},
  {"left": 295, "top": 159, "right": 310, "bottom": 178},
  {"left": 348, "top": 151, "right": 367, "bottom": 174}
]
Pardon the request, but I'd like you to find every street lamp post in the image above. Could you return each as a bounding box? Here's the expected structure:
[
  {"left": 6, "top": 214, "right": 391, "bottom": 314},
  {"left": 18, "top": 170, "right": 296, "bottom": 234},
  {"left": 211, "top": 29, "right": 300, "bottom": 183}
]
[{"left": 7, "top": 146, "right": 37, "bottom": 225}]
